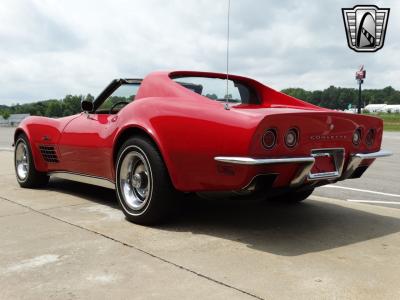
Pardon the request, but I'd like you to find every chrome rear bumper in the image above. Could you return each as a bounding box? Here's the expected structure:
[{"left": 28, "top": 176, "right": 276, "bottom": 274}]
[
  {"left": 214, "top": 156, "right": 315, "bottom": 165},
  {"left": 215, "top": 149, "right": 392, "bottom": 187},
  {"left": 342, "top": 149, "right": 392, "bottom": 179}
]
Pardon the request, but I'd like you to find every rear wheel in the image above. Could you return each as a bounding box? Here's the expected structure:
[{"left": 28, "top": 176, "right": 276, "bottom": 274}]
[
  {"left": 115, "top": 137, "right": 179, "bottom": 225},
  {"left": 14, "top": 134, "right": 49, "bottom": 188}
]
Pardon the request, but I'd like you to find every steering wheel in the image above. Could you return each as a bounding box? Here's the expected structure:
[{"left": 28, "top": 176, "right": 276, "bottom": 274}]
[{"left": 109, "top": 101, "right": 129, "bottom": 114}]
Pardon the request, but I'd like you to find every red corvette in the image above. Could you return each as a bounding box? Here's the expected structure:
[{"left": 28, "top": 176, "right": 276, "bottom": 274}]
[{"left": 14, "top": 71, "right": 391, "bottom": 224}]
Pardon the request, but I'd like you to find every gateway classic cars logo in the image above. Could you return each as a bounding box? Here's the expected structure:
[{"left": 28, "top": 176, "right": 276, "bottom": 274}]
[{"left": 342, "top": 5, "right": 390, "bottom": 52}]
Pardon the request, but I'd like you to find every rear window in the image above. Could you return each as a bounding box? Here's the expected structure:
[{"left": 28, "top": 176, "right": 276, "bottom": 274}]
[{"left": 172, "top": 76, "right": 259, "bottom": 105}]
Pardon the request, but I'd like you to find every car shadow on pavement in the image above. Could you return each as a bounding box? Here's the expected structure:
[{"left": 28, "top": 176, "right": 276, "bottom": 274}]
[
  {"left": 48, "top": 179, "right": 400, "bottom": 257},
  {"left": 163, "top": 195, "right": 400, "bottom": 256},
  {"left": 48, "top": 178, "right": 120, "bottom": 209}
]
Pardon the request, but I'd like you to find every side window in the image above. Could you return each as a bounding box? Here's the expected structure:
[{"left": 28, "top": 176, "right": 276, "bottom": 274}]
[{"left": 96, "top": 83, "right": 140, "bottom": 112}]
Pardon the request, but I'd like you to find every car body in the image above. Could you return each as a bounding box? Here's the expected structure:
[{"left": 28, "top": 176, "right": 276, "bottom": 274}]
[{"left": 14, "top": 70, "right": 392, "bottom": 224}]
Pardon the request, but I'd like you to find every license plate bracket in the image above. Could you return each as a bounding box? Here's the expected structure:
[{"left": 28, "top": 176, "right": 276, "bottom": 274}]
[{"left": 308, "top": 148, "right": 345, "bottom": 181}]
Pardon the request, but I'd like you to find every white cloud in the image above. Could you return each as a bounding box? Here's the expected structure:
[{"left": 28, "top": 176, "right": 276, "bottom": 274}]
[{"left": 0, "top": 0, "right": 399, "bottom": 105}]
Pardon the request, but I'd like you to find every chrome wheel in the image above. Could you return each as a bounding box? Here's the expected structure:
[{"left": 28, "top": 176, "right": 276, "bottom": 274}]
[
  {"left": 15, "top": 140, "right": 29, "bottom": 181},
  {"left": 119, "top": 150, "right": 152, "bottom": 210},
  {"left": 116, "top": 137, "right": 179, "bottom": 225}
]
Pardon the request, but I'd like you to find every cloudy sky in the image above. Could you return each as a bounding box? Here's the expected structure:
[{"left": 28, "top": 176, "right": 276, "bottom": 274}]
[{"left": 1, "top": 0, "right": 399, "bottom": 105}]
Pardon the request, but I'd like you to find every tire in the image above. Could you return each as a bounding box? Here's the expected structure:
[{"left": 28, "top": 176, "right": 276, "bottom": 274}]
[
  {"left": 115, "top": 136, "right": 179, "bottom": 225},
  {"left": 14, "top": 134, "right": 49, "bottom": 188},
  {"left": 284, "top": 188, "right": 314, "bottom": 203}
]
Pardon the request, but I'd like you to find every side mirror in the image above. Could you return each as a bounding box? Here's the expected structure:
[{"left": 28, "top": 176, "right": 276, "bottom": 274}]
[{"left": 81, "top": 100, "right": 93, "bottom": 113}]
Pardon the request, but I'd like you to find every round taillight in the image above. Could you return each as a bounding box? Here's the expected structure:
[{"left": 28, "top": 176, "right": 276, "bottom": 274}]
[
  {"left": 262, "top": 129, "right": 277, "bottom": 149},
  {"left": 285, "top": 128, "right": 298, "bottom": 148},
  {"left": 366, "top": 129, "right": 375, "bottom": 147},
  {"left": 353, "top": 128, "right": 362, "bottom": 146}
]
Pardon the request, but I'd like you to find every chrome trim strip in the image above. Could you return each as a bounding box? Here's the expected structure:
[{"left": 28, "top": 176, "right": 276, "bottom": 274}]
[
  {"left": 342, "top": 149, "right": 392, "bottom": 179},
  {"left": 354, "top": 149, "right": 393, "bottom": 159},
  {"left": 48, "top": 171, "right": 115, "bottom": 189},
  {"left": 214, "top": 156, "right": 315, "bottom": 165},
  {"left": 308, "top": 171, "right": 340, "bottom": 180},
  {"left": 311, "top": 152, "right": 331, "bottom": 157}
]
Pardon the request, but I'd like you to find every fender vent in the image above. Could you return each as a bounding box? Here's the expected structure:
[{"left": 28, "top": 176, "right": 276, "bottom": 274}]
[{"left": 39, "top": 145, "right": 59, "bottom": 163}]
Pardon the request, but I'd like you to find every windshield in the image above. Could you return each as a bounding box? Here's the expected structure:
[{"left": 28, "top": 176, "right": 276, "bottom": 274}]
[
  {"left": 96, "top": 83, "right": 140, "bottom": 111},
  {"left": 173, "top": 76, "right": 259, "bottom": 105}
]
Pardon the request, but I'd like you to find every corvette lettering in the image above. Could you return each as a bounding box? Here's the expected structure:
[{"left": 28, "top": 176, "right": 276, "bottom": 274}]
[{"left": 310, "top": 135, "right": 347, "bottom": 141}]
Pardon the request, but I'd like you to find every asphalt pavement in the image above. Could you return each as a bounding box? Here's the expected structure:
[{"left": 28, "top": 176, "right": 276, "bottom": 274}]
[
  {"left": 0, "top": 126, "right": 14, "bottom": 150},
  {"left": 313, "top": 131, "right": 400, "bottom": 208}
]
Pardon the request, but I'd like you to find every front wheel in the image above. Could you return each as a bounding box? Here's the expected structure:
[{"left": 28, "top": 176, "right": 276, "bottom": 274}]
[
  {"left": 115, "top": 137, "right": 180, "bottom": 225},
  {"left": 14, "top": 134, "right": 49, "bottom": 188}
]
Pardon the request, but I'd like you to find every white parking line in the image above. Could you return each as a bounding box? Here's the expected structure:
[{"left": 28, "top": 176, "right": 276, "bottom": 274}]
[
  {"left": 323, "top": 185, "right": 400, "bottom": 198},
  {"left": 347, "top": 199, "right": 400, "bottom": 205}
]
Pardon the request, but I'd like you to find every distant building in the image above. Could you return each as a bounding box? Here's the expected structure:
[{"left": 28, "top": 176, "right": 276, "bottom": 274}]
[
  {"left": 364, "top": 104, "right": 387, "bottom": 112},
  {"left": 364, "top": 104, "right": 400, "bottom": 113},
  {"left": 6, "top": 114, "right": 30, "bottom": 126},
  {"left": 0, "top": 116, "right": 7, "bottom": 126},
  {"left": 384, "top": 105, "right": 400, "bottom": 113}
]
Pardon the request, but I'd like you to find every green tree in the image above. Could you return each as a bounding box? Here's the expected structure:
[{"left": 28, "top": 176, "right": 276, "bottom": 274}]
[
  {"left": 85, "top": 94, "right": 95, "bottom": 102},
  {"left": 63, "top": 95, "right": 83, "bottom": 116},
  {"left": 205, "top": 93, "right": 218, "bottom": 100},
  {"left": 45, "top": 101, "right": 63, "bottom": 117},
  {"left": 1, "top": 111, "right": 10, "bottom": 119}
]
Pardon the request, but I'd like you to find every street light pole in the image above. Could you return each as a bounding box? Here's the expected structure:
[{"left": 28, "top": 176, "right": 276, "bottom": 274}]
[{"left": 355, "top": 65, "right": 366, "bottom": 114}]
